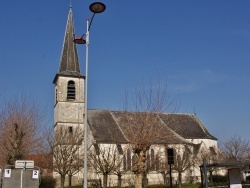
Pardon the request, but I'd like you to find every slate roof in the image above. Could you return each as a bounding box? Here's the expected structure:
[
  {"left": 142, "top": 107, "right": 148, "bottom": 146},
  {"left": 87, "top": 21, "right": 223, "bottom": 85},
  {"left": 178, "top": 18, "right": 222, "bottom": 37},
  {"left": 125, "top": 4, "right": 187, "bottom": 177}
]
[
  {"left": 88, "top": 110, "right": 128, "bottom": 143},
  {"left": 87, "top": 110, "right": 217, "bottom": 145},
  {"left": 53, "top": 8, "right": 83, "bottom": 83},
  {"left": 159, "top": 113, "right": 217, "bottom": 140}
]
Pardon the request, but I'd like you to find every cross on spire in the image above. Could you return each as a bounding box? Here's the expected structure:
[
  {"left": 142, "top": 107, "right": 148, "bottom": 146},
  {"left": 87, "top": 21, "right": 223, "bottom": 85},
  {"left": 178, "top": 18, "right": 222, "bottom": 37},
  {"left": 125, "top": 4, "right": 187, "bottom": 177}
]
[{"left": 69, "top": 0, "right": 72, "bottom": 8}]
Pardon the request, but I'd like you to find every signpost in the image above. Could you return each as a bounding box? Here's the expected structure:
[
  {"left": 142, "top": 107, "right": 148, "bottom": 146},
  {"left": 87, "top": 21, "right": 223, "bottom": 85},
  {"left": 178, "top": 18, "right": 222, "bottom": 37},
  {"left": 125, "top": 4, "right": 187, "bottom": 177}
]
[{"left": 2, "top": 160, "right": 40, "bottom": 188}]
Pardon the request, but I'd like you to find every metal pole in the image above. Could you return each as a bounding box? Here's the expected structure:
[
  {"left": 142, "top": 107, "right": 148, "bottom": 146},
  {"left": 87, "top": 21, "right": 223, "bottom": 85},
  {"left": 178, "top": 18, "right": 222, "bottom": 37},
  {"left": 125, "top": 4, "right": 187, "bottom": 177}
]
[
  {"left": 83, "top": 18, "right": 89, "bottom": 188},
  {"left": 203, "top": 159, "right": 208, "bottom": 188},
  {"left": 20, "top": 169, "right": 23, "bottom": 188},
  {"left": 200, "top": 166, "right": 204, "bottom": 188}
]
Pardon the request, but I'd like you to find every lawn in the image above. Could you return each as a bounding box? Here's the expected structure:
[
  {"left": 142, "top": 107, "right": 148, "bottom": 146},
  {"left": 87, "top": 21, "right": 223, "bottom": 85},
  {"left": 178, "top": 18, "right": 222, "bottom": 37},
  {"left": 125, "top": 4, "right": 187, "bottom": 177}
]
[{"left": 65, "top": 184, "right": 201, "bottom": 188}]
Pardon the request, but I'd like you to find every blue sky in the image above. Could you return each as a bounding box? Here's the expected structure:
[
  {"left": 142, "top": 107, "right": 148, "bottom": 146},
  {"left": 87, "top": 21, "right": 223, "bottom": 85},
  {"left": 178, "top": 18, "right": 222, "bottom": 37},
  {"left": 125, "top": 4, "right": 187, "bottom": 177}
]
[{"left": 0, "top": 0, "right": 249, "bottom": 142}]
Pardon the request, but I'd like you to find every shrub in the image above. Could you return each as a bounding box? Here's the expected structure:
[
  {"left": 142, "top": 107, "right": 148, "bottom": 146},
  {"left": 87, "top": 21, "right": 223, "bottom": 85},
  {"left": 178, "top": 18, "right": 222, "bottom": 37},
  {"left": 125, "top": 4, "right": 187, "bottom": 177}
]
[
  {"left": 211, "top": 175, "right": 228, "bottom": 183},
  {"left": 39, "top": 175, "right": 56, "bottom": 188}
]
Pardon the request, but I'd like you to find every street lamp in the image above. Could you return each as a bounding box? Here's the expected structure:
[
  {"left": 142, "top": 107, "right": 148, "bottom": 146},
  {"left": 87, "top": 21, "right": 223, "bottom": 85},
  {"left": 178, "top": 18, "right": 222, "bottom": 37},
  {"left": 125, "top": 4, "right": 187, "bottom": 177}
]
[
  {"left": 74, "top": 2, "right": 106, "bottom": 44},
  {"left": 73, "top": 2, "right": 106, "bottom": 188}
]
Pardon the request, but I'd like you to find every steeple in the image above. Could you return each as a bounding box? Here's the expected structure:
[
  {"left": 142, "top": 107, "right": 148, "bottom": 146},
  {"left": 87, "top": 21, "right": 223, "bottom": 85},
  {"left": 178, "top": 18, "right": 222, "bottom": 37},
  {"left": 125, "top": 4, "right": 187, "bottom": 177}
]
[{"left": 58, "top": 7, "right": 82, "bottom": 77}]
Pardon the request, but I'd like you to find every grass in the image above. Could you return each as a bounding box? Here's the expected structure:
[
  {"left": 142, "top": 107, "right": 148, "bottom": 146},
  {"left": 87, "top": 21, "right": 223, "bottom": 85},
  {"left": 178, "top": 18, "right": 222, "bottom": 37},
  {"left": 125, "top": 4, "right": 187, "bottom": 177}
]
[
  {"left": 65, "top": 181, "right": 250, "bottom": 188},
  {"left": 65, "top": 184, "right": 201, "bottom": 188}
]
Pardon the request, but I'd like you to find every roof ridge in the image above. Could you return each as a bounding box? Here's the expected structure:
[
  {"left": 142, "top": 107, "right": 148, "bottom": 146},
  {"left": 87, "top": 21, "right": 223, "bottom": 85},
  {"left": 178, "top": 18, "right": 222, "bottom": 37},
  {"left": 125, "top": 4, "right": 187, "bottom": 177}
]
[
  {"left": 192, "top": 115, "right": 217, "bottom": 140},
  {"left": 161, "top": 112, "right": 194, "bottom": 116}
]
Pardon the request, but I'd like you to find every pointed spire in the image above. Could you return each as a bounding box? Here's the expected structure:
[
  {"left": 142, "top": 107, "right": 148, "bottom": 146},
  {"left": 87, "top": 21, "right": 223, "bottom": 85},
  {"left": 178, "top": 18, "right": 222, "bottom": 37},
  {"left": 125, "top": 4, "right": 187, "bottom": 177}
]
[{"left": 58, "top": 7, "right": 82, "bottom": 76}]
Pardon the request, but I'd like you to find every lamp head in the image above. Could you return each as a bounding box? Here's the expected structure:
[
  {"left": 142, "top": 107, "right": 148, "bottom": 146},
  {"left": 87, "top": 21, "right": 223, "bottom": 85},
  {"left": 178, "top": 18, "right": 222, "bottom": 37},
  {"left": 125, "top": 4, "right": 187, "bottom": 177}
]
[
  {"left": 89, "top": 2, "right": 106, "bottom": 14},
  {"left": 73, "top": 37, "right": 86, "bottom": 44}
]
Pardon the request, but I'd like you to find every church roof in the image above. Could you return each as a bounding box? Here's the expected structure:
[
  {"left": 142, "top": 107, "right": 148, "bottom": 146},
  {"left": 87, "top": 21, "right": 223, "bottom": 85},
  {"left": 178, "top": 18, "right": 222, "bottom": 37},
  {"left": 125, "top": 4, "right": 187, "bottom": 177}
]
[
  {"left": 87, "top": 110, "right": 217, "bottom": 145},
  {"left": 159, "top": 113, "right": 217, "bottom": 140},
  {"left": 88, "top": 110, "right": 128, "bottom": 143},
  {"left": 53, "top": 8, "right": 83, "bottom": 83}
]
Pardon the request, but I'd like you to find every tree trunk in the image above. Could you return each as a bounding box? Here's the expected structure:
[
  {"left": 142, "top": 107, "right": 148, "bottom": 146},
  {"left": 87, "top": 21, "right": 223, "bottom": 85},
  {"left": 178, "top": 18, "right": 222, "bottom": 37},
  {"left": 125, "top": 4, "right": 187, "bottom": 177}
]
[
  {"left": 135, "top": 173, "right": 143, "bottom": 188},
  {"left": 161, "top": 172, "right": 167, "bottom": 187},
  {"left": 103, "top": 173, "right": 108, "bottom": 188},
  {"left": 68, "top": 174, "right": 72, "bottom": 187},
  {"left": 209, "top": 170, "right": 213, "bottom": 183},
  {"left": 117, "top": 174, "right": 122, "bottom": 188},
  {"left": 60, "top": 175, "right": 65, "bottom": 188},
  {"left": 142, "top": 172, "right": 147, "bottom": 188},
  {"left": 178, "top": 172, "right": 182, "bottom": 188}
]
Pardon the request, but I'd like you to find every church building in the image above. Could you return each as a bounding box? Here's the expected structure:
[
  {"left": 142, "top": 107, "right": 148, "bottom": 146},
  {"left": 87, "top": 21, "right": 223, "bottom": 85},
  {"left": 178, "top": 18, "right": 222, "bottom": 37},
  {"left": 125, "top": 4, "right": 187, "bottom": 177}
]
[{"left": 53, "top": 7, "right": 218, "bottom": 187}]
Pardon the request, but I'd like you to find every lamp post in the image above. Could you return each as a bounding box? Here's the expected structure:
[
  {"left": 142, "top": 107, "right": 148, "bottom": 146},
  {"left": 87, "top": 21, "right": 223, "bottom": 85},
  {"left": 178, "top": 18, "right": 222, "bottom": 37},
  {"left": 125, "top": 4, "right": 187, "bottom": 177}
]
[{"left": 74, "top": 2, "right": 106, "bottom": 188}]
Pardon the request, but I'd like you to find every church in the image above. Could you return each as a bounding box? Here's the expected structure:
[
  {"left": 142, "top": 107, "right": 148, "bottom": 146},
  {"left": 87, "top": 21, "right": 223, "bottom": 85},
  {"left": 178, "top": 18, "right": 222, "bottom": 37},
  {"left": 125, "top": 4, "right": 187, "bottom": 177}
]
[{"left": 52, "top": 6, "right": 218, "bottom": 187}]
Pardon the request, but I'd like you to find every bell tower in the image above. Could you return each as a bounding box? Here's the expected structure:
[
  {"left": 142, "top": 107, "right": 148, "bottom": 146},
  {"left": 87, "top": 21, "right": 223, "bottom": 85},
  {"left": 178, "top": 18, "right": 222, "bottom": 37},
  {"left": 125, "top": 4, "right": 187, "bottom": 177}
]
[{"left": 53, "top": 7, "right": 84, "bottom": 132}]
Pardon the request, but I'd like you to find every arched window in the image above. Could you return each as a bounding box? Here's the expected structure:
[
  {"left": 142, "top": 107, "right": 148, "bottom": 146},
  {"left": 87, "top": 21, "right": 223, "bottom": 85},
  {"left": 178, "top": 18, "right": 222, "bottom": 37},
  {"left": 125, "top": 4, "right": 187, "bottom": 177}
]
[
  {"left": 123, "top": 155, "right": 127, "bottom": 171},
  {"left": 117, "top": 144, "right": 123, "bottom": 155},
  {"left": 146, "top": 151, "right": 150, "bottom": 170},
  {"left": 127, "top": 149, "right": 131, "bottom": 171},
  {"left": 67, "top": 81, "right": 75, "bottom": 100},
  {"left": 132, "top": 155, "right": 136, "bottom": 171},
  {"left": 155, "top": 155, "right": 160, "bottom": 171},
  {"left": 150, "top": 149, "right": 155, "bottom": 170}
]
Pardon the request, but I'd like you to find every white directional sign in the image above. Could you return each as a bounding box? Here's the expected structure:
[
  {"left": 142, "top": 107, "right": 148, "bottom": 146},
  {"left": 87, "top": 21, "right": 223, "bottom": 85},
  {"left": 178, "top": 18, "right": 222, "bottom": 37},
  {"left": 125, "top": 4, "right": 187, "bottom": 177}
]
[
  {"left": 32, "top": 170, "right": 39, "bottom": 179},
  {"left": 4, "top": 169, "right": 11, "bottom": 177}
]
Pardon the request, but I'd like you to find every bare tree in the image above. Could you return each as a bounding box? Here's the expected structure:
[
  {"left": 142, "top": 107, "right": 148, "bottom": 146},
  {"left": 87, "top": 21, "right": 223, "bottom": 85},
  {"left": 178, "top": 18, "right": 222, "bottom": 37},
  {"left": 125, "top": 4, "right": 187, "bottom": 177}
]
[
  {"left": 3, "top": 123, "right": 25, "bottom": 165},
  {"left": 113, "top": 165, "right": 124, "bottom": 188},
  {"left": 119, "top": 82, "right": 177, "bottom": 188},
  {"left": 172, "top": 145, "right": 193, "bottom": 188},
  {"left": 220, "top": 135, "right": 250, "bottom": 162},
  {"left": 0, "top": 97, "right": 46, "bottom": 166},
  {"left": 133, "top": 146, "right": 170, "bottom": 186},
  {"left": 154, "top": 147, "right": 170, "bottom": 187},
  {"left": 193, "top": 146, "right": 222, "bottom": 183},
  {"left": 50, "top": 126, "right": 83, "bottom": 188},
  {"left": 113, "top": 153, "right": 127, "bottom": 188},
  {"left": 158, "top": 163, "right": 170, "bottom": 187},
  {"left": 88, "top": 144, "right": 123, "bottom": 188},
  {"left": 25, "top": 152, "right": 53, "bottom": 176}
]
